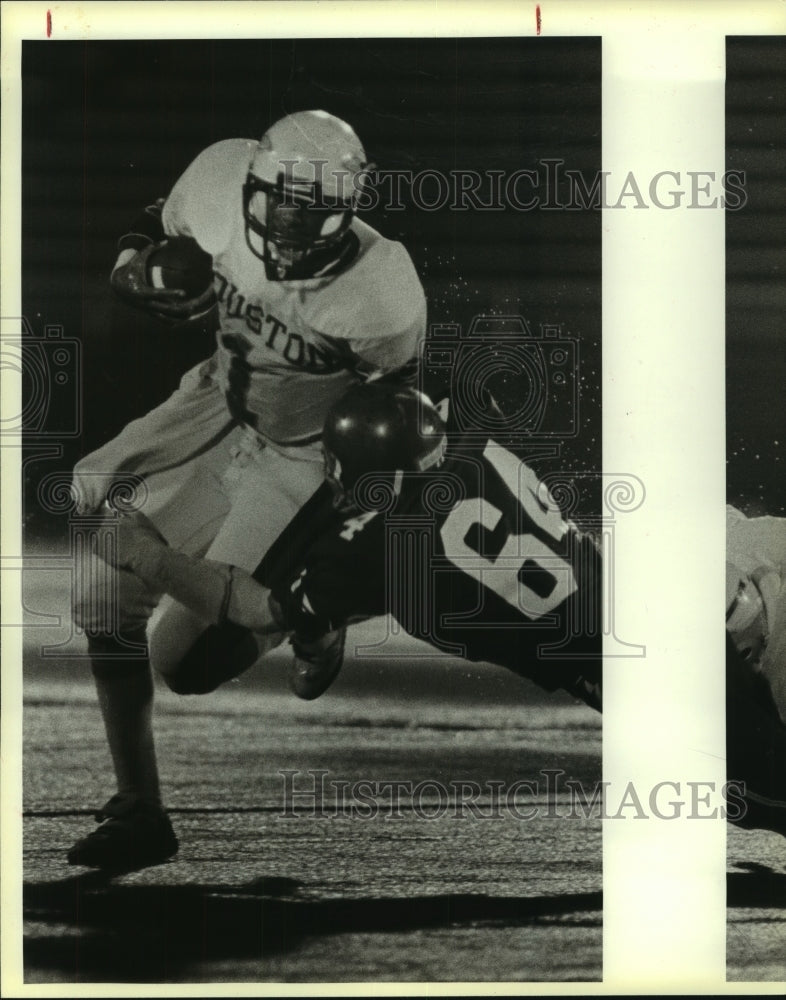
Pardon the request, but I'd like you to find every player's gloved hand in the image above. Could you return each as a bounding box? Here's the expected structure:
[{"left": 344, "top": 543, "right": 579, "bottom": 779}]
[
  {"left": 110, "top": 243, "right": 214, "bottom": 321},
  {"left": 727, "top": 562, "right": 775, "bottom": 668}
]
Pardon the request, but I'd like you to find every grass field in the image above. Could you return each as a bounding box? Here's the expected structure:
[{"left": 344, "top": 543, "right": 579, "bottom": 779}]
[
  {"left": 15, "top": 565, "right": 786, "bottom": 986},
  {"left": 23, "top": 655, "right": 603, "bottom": 984}
]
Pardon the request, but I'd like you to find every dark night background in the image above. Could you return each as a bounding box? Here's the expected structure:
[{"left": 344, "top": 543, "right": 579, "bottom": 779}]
[
  {"left": 726, "top": 37, "right": 786, "bottom": 516},
  {"left": 21, "top": 38, "right": 602, "bottom": 540}
]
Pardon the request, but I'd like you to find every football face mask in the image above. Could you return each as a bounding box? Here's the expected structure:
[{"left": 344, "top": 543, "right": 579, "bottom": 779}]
[
  {"left": 726, "top": 562, "right": 771, "bottom": 666},
  {"left": 323, "top": 448, "right": 356, "bottom": 513},
  {"left": 243, "top": 174, "right": 354, "bottom": 281},
  {"left": 322, "top": 446, "right": 406, "bottom": 515},
  {"left": 243, "top": 110, "right": 370, "bottom": 281}
]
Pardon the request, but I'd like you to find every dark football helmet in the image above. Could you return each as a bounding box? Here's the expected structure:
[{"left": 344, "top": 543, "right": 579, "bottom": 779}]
[
  {"left": 243, "top": 110, "right": 371, "bottom": 281},
  {"left": 323, "top": 384, "right": 448, "bottom": 512}
]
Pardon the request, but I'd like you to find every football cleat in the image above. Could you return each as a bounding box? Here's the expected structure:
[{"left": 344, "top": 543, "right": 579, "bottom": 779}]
[
  {"left": 289, "top": 627, "right": 347, "bottom": 700},
  {"left": 67, "top": 793, "right": 178, "bottom": 873}
]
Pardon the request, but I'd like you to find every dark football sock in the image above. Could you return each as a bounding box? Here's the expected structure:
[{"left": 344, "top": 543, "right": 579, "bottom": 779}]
[
  {"left": 89, "top": 630, "right": 162, "bottom": 805},
  {"left": 162, "top": 622, "right": 260, "bottom": 695}
]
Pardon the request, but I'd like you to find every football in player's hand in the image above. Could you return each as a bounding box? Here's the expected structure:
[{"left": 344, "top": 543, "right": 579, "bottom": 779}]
[{"left": 146, "top": 237, "right": 214, "bottom": 298}]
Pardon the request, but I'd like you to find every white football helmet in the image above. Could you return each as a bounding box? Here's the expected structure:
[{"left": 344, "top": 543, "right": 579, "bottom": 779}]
[
  {"left": 726, "top": 561, "right": 770, "bottom": 665},
  {"left": 243, "top": 110, "right": 371, "bottom": 281}
]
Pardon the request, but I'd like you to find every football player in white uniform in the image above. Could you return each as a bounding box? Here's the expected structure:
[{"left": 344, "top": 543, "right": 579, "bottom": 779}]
[
  {"left": 68, "top": 111, "right": 426, "bottom": 871},
  {"left": 725, "top": 504, "right": 786, "bottom": 838},
  {"left": 726, "top": 504, "right": 786, "bottom": 723}
]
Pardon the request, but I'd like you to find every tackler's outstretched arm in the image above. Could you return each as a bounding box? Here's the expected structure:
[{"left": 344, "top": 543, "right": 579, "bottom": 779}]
[{"left": 98, "top": 509, "right": 281, "bottom": 634}]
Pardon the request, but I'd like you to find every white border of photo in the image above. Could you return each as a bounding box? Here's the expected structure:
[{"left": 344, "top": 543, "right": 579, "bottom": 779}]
[{"left": 3, "top": 1, "right": 785, "bottom": 995}]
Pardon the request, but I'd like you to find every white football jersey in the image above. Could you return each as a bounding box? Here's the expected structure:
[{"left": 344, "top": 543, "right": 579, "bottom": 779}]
[
  {"left": 727, "top": 505, "right": 786, "bottom": 608},
  {"left": 162, "top": 139, "right": 426, "bottom": 446},
  {"left": 727, "top": 504, "right": 786, "bottom": 720}
]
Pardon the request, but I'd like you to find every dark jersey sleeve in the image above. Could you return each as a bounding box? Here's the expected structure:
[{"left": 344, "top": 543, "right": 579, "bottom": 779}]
[{"left": 268, "top": 505, "right": 389, "bottom": 642}]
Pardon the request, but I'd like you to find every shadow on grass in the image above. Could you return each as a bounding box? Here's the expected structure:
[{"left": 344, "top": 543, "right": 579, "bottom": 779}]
[
  {"left": 24, "top": 872, "right": 602, "bottom": 982},
  {"left": 727, "top": 864, "right": 786, "bottom": 909}
]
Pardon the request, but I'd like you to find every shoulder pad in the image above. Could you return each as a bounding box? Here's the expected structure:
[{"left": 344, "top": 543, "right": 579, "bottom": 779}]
[{"left": 313, "top": 228, "right": 426, "bottom": 341}]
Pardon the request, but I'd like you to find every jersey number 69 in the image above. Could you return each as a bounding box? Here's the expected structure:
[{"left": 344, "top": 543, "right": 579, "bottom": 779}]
[{"left": 440, "top": 443, "right": 578, "bottom": 619}]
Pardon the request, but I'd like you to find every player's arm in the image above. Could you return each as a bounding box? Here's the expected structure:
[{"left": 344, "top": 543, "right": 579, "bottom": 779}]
[
  {"left": 99, "top": 511, "right": 281, "bottom": 633},
  {"left": 110, "top": 200, "right": 191, "bottom": 316},
  {"left": 99, "top": 510, "right": 367, "bottom": 641},
  {"left": 100, "top": 503, "right": 382, "bottom": 642},
  {"left": 109, "top": 138, "right": 245, "bottom": 321},
  {"left": 269, "top": 513, "right": 386, "bottom": 638}
]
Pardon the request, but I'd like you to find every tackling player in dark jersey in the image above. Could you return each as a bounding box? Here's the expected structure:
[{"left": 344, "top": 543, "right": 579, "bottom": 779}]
[
  {"left": 130, "top": 383, "right": 602, "bottom": 713},
  {"left": 260, "top": 384, "right": 602, "bottom": 707},
  {"left": 68, "top": 384, "right": 602, "bottom": 871},
  {"left": 72, "top": 384, "right": 786, "bottom": 869}
]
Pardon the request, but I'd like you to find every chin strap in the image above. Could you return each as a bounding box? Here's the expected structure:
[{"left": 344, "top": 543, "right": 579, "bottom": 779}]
[{"left": 263, "top": 229, "right": 360, "bottom": 282}]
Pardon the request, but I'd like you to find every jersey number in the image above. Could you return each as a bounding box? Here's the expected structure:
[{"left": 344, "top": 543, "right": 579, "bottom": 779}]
[
  {"left": 439, "top": 443, "right": 577, "bottom": 618},
  {"left": 222, "top": 333, "right": 253, "bottom": 420}
]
